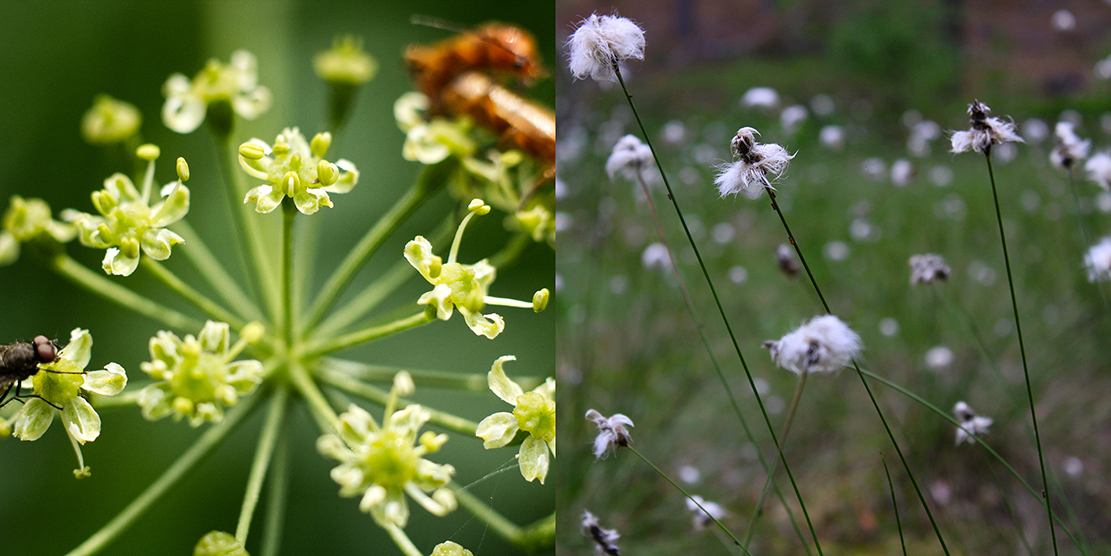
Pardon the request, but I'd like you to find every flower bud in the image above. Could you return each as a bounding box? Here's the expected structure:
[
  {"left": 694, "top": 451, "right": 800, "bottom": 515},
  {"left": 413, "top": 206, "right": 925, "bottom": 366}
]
[
  {"left": 137, "top": 144, "right": 161, "bottom": 161},
  {"left": 238, "top": 142, "right": 267, "bottom": 160},
  {"left": 176, "top": 157, "right": 190, "bottom": 182},
  {"left": 532, "top": 288, "right": 549, "bottom": 312},
  {"left": 311, "top": 132, "right": 332, "bottom": 158},
  {"left": 467, "top": 199, "right": 491, "bottom": 215}
]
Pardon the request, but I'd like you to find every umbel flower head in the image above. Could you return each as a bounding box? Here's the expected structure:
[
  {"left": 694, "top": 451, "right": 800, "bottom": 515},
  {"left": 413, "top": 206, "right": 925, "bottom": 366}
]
[
  {"left": 584, "top": 409, "right": 633, "bottom": 459},
  {"left": 475, "top": 356, "right": 556, "bottom": 483},
  {"left": 11, "top": 328, "right": 127, "bottom": 478},
  {"left": 581, "top": 510, "right": 621, "bottom": 556},
  {"left": 314, "top": 35, "right": 378, "bottom": 85},
  {"left": 137, "top": 321, "right": 264, "bottom": 427},
  {"left": 1084, "top": 236, "right": 1111, "bottom": 282},
  {"left": 714, "top": 127, "right": 794, "bottom": 199},
  {"left": 763, "top": 315, "right": 862, "bottom": 375},
  {"left": 605, "top": 134, "right": 653, "bottom": 181},
  {"left": 405, "top": 199, "right": 549, "bottom": 339},
  {"left": 949, "top": 100, "right": 1023, "bottom": 155},
  {"left": 162, "top": 49, "right": 272, "bottom": 134},
  {"left": 1050, "top": 121, "right": 1091, "bottom": 170},
  {"left": 953, "top": 401, "right": 993, "bottom": 445},
  {"left": 239, "top": 127, "right": 359, "bottom": 215},
  {"left": 909, "top": 253, "right": 951, "bottom": 284},
  {"left": 394, "top": 91, "right": 477, "bottom": 165},
  {"left": 1085, "top": 151, "right": 1111, "bottom": 191},
  {"left": 566, "top": 12, "right": 646, "bottom": 82},
  {"left": 67, "top": 144, "right": 190, "bottom": 276},
  {"left": 317, "top": 372, "right": 457, "bottom": 528},
  {"left": 81, "top": 94, "right": 142, "bottom": 145},
  {"left": 0, "top": 195, "right": 77, "bottom": 266}
]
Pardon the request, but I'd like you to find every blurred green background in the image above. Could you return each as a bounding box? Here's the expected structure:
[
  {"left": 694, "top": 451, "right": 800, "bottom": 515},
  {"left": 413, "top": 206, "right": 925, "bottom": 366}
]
[
  {"left": 0, "top": 1, "right": 554, "bottom": 555},
  {"left": 556, "top": 1, "right": 1111, "bottom": 555}
]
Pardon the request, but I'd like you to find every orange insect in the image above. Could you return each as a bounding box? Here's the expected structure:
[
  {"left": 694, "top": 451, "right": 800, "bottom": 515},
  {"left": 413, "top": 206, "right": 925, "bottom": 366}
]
[{"left": 405, "top": 22, "right": 555, "bottom": 184}]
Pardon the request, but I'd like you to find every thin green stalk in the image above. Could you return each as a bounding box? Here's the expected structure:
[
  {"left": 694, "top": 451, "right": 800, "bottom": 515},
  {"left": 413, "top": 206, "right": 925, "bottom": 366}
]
[
  {"left": 765, "top": 191, "right": 951, "bottom": 556},
  {"left": 627, "top": 447, "right": 749, "bottom": 555},
  {"left": 316, "top": 369, "right": 478, "bottom": 435},
  {"left": 215, "top": 135, "right": 281, "bottom": 322},
  {"left": 857, "top": 367, "right": 1087, "bottom": 554},
  {"left": 236, "top": 385, "right": 289, "bottom": 543},
  {"left": 612, "top": 63, "right": 822, "bottom": 556},
  {"left": 303, "top": 309, "right": 435, "bottom": 358},
  {"left": 319, "top": 357, "right": 546, "bottom": 392},
  {"left": 312, "top": 214, "right": 455, "bottom": 340},
  {"left": 260, "top": 429, "right": 290, "bottom": 556},
  {"left": 984, "top": 153, "right": 1058, "bottom": 556},
  {"left": 282, "top": 199, "right": 296, "bottom": 348},
  {"left": 519, "top": 513, "right": 557, "bottom": 550},
  {"left": 303, "top": 162, "right": 452, "bottom": 333},
  {"left": 141, "top": 258, "right": 245, "bottom": 329},
  {"left": 53, "top": 254, "right": 202, "bottom": 331},
  {"left": 743, "top": 370, "right": 808, "bottom": 546},
  {"left": 487, "top": 231, "right": 532, "bottom": 269},
  {"left": 289, "top": 361, "right": 337, "bottom": 433},
  {"left": 172, "top": 220, "right": 265, "bottom": 323},
  {"left": 382, "top": 523, "right": 423, "bottom": 556},
  {"left": 987, "top": 460, "right": 1036, "bottom": 556},
  {"left": 64, "top": 392, "right": 263, "bottom": 556},
  {"left": 450, "top": 482, "right": 527, "bottom": 547},
  {"left": 881, "top": 453, "right": 908, "bottom": 556}
]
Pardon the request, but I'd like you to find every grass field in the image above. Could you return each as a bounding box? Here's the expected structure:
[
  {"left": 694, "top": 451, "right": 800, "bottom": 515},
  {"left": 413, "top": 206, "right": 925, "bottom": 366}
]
[{"left": 555, "top": 62, "right": 1111, "bottom": 555}]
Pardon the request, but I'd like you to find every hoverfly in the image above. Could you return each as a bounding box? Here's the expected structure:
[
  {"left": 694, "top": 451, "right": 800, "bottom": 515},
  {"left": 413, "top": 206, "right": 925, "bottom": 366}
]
[
  {"left": 0, "top": 335, "right": 68, "bottom": 409},
  {"left": 405, "top": 19, "right": 555, "bottom": 189}
]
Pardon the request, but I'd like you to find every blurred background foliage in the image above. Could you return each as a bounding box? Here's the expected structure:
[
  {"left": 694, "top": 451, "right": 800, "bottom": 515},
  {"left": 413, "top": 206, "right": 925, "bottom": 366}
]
[
  {"left": 556, "top": 1, "right": 1111, "bottom": 555},
  {"left": 0, "top": 1, "right": 553, "bottom": 555}
]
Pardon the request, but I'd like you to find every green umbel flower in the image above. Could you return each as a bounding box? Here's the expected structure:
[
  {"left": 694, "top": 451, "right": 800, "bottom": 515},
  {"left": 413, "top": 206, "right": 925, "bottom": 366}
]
[
  {"left": 137, "top": 321, "right": 264, "bottom": 427},
  {"left": 430, "top": 541, "right": 473, "bottom": 556},
  {"left": 475, "top": 356, "right": 555, "bottom": 484},
  {"left": 394, "top": 92, "right": 477, "bottom": 165},
  {"left": 0, "top": 195, "right": 77, "bottom": 265},
  {"left": 81, "top": 94, "right": 142, "bottom": 145},
  {"left": 11, "top": 328, "right": 127, "bottom": 478},
  {"left": 68, "top": 145, "right": 190, "bottom": 276},
  {"left": 239, "top": 128, "right": 359, "bottom": 215},
  {"left": 318, "top": 372, "right": 457, "bottom": 529},
  {"left": 162, "top": 50, "right": 272, "bottom": 134},
  {"left": 193, "top": 531, "right": 249, "bottom": 556}
]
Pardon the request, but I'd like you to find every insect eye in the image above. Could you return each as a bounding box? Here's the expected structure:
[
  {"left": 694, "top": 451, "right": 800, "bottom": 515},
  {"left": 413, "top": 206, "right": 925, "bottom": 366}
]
[{"left": 33, "top": 335, "right": 56, "bottom": 362}]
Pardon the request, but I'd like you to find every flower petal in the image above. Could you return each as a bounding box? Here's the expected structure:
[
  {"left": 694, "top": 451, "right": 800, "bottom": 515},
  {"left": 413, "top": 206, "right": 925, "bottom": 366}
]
[
  {"left": 162, "top": 90, "right": 207, "bottom": 134},
  {"left": 140, "top": 228, "right": 184, "bottom": 260},
  {"left": 12, "top": 398, "right": 54, "bottom": 441},
  {"left": 475, "top": 412, "right": 518, "bottom": 449},
  {"left": 518, "top": 436, "right": 550, "bottom": 484},
  {"left": 198, "top": 320, "right": 230, "bottom": 353},
  {"left": 461, "top": 308, "right": 504, "bottom": 339},
  {"left": 244, "top": 185, "right": 284, "bottom": 214},
  {"left": 487, "top": 355, "right": 522, "bottom": 404},
  {"left": 59, "top": 328, "right": 93, "bottom": 369},
  {"left": 62, "top": 397, "right": 101, "bottom": 444},
  {"left": 102, "top": 247, "right": 140, "bottom": 276},
  {"left": 82, "top": 363, "right": 127, "bottom": 395},
  {"left": 294, "top": 188, "right": 332, "bottom": 215}
]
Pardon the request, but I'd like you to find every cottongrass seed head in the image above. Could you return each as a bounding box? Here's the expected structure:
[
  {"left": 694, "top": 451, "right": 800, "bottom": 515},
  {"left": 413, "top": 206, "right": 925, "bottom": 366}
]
[
  {"left": 1084, "top": 236, "right": 1111, "bottom": 282},
  {"left": 1084, "top": 151, "right": 1111, "bottom": 191},
  {"left": 715, "top": 127, "right": 794, "bottom": 199},
  {"left": 953, "top": 401, "right": 993, "bottom": 445},
  {"left": 582, "top": 510, "right": 621, "bottom": 556},
  {"left": 566, "top": 13, "right": 645, "bottom": 82},
  {"left": 585, "top": 409, "right": 633, "bottom": 459},
  {"left": 909, "top": 253, "right": 951, "bottom": 284},
  {"left": 1050, "top": 120, "right": 1090, "bottom": 170},
  {"left": 685, "top": 495, "right": 728, "bottom": 531},
  {"left": 606, "top": 134, "right": 653, "bottom": 180},
  {"left": 763, "top": 315, "right": 862, "bottom": 375},
  {"left": 950, "top": 100, "right": 1023, "bottom": 155}
]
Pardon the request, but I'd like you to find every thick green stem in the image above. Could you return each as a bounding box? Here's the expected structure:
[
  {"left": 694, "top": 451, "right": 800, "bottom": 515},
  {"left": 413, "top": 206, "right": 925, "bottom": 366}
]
[
  {"left": 612, "top": 63, "right": 821, "bottom": 554},
  {"left": 281, "top": 199, "right": 296, "bottom": 348},
  {"left": 289, "top": 362, "right": 337, "bottom": 433},
  {"left": 450, "top": 483, "right": 528, "bottom": 547},
  {"left": 303, "top": 309, "right": 435, "bottom": 358},
  {"left": 260, "top": 430, "right": 290, "bottom": 556},
  {"left": 316, "top": 369, "right": 478, "bottom": 435},
  {"left": 64, "top": 393, "right": 263, "bottom": 556},
  {"left": 984, "top": 153, "right": 1058, "bottom": 556},
  {"left": 172, "top": 220, "right": 265, "bottom": 323},
  {"left": 303, "top": 161, "right": 453, "bottom": 333},
  {"left": 382, "top": 523, "right": 423, "bottom": 556},
  {"left": 628, "top": 447, "right": 749, "bottom": 555},
  {"left": 319, "top": 358, "right": 546, "bottom": 392},
  {"left": 141, "top": 258, "right": 245, "bottom": 329},
  {"left": 236, "top": 385, "right": 288, "bottom": 544},
  {"left": 53, "top": 254, "right": 201, "bottom": 331}
]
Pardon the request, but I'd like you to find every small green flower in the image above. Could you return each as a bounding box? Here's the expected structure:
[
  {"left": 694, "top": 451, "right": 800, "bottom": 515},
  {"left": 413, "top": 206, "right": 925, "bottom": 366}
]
[
  {"left": 405, "top": 199, "right": 548, "bottom": 339},
  {"left": 314, "top": 36, "right": 378, "bottom": 85},
  {"left": 395, "top": 92, "right": 476, "bottom": 164},
  {"left": 81, "top": 94, "right": 142, "bottom": 145},
  {"left": 11, "top": 328, "right": 127, "bottom": 478},
  {"left": 68, "top": 145, "right": 190, "bottom": 276},
  {"left": 162, "top": 50, "right": 272, "bottom": 134},
  {"left": 138, "top": 321, "right": 264, "bottom": 427},
  {"left": 318, "top": 372, "right": 456, "bottom": 529},
  {"left": 239, "top": 128, "right": 358, "bottom": 215},
  {"left": 193, "top": 531, "right": 249, "bottom": 556},
  {"left": 430, "top": 541, "right": 473, "bottom": 556},
  {"left": 475, "top": 356, "right": 555, "bottom": 484},
  {"left": 0, "top": 195, "right": 77, "bottom": 265}
]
